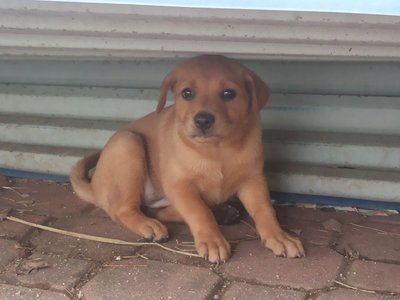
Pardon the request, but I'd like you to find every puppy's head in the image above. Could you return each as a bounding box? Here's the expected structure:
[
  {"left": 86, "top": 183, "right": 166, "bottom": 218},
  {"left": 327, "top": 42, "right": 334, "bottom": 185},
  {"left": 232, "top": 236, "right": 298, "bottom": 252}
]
[{"left": 157, "top": 55, "right": 270, "bottom": 144}]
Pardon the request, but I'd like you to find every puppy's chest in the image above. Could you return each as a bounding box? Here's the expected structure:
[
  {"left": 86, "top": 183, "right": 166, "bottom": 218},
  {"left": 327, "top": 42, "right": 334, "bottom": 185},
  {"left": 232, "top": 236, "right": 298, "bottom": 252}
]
[{"left": 193, "top": 162, "right": 239, "bottom": 204}]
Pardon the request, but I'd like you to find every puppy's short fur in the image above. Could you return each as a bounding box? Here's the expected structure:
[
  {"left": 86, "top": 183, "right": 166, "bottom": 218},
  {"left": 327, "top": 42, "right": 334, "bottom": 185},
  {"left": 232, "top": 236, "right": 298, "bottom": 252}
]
[{"left": 70, "top": 55, "right": 305, "bottom": 262}]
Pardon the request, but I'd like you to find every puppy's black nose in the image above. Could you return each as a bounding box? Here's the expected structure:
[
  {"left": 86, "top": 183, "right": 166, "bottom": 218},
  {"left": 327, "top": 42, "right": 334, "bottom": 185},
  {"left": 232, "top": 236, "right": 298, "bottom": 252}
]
[{"left": 194, "top": 112, "right": 215, "bottom": 131}]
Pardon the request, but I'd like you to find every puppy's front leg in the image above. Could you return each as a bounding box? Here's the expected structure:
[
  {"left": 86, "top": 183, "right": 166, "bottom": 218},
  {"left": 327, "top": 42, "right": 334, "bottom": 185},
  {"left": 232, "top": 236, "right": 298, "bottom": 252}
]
[
  {"left": 238, "top": 175, "right": 305, "bottom": 258},
  {"left": 166, "top": 182, "right": 231, "bottom": 263}
]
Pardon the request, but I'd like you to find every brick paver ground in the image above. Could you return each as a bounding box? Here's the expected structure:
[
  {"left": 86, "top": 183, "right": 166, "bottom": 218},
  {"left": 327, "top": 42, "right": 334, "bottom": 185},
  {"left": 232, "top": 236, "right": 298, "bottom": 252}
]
[{"left": 1, "top": 175, "right": 400, "bottom": 299}]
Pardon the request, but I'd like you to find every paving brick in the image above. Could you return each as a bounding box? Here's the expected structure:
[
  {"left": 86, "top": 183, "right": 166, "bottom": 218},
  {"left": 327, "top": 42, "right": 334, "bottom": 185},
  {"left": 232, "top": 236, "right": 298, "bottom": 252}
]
[
  {"left": 336, "top": 221, "right": 400, "bottom": 261},
  {"left": 0, "top": 214, "right": 49, "bottom": 240},
  {"left": 0, "top": 240, "right": 24, "bottom": 271},
  {"left": 226, "top": 211, "right": 332, "bottom": 247},
  {"left": 81, "top": 258, "right": 220, "bottom": 300},
  {"left": 221, "top": 241, "right": 343, "bottom": 290},
  {"left": 365, "top": 215, "right": 400, "bottom": 226},
  {"left": 280, "top": 218, "right": 334, "bottom": 247},
  {"left": 316, "top": 288, "right": 397, "bottom": 299},
  {"left": 31, "top": 215, "right": 142, "bottom": 261},
  {"left": 138, "top": 222, "right": 257, "bottom": 266},
  {"left": 3, "top": 253, "right": 92, "bottom": 291},
  {"left": 221, "top": 282, "right": 306, "bottom": 300},
  {"left": 0, "top": 175, "right": 9, "bottom": 187},
  {"left": 2, "top": 179, "right": 89, "bottom": 218},
  {"left": 0, "top": 283, "right": 69, "bottom": 299},
  {"left": 87, "top": 207, "right": 111, "bottom": 218},
  {"left": 346, "top": 260, "right": 400, "bottom": 293},
  {"left": 275, "top": 206, "right": 363, "bottom": 225},
  {"left": 2, "top": 177, "right": 399, "bottom": 300},
  {"left": 220, "top": 221, "right": 258, "bottom": 242},
  {"left": 137, "top": 223, "right": 208, "bottom": 266}
]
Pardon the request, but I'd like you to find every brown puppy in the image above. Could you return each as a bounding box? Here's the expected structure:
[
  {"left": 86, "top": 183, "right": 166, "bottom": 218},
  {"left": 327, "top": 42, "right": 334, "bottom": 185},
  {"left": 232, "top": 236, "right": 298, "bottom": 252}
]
[{"left": 70, "top": 55, "right": 305, "bottom": 263}]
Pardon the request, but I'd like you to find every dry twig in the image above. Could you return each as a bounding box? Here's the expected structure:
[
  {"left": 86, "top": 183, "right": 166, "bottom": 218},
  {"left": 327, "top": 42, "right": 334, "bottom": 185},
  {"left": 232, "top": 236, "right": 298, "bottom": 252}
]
[
  {"left": 5, "top": 215, "right": 201, "bottom": 258},
  {"left": 349, "top": 223, "right": 400, "bottom": 237},
  {"left": 334, "top": 280, "right": 376, "bottom": 294},
  {"left": 103, "top": 264, "right": 147, "bottom": 267}
]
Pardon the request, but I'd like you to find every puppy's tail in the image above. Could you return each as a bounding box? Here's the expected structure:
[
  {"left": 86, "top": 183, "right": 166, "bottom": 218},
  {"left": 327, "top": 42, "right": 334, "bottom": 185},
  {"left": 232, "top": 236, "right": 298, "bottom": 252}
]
[{"left": 69, "top": 152, "right": 100, "bottom": 204}]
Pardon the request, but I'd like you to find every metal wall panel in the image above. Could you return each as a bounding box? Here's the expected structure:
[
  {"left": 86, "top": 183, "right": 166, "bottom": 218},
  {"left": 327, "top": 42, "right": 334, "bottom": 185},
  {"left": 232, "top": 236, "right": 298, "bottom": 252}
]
[
  {"left": 0, "top": 2, "right": 399, "bottom": 203},
  {"left": 1, "top": 59, "right": 399, "bottom": 203}
]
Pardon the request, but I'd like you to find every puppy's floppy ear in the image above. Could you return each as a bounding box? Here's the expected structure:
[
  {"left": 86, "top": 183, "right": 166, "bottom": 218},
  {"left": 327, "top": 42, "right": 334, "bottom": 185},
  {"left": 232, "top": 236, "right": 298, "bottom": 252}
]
[
  {"left": 156, "top": 72, "right": 177, "bottom": 113},
  {"left": 244, "top": 70, "right": 270, "bottom": 111}
]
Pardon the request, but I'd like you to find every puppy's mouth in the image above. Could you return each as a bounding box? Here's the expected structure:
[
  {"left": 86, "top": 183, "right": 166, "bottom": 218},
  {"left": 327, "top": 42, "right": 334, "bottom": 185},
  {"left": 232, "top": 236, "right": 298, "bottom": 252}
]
[{"left": 189, "top": 129, "right": 220, "bottom": 141}]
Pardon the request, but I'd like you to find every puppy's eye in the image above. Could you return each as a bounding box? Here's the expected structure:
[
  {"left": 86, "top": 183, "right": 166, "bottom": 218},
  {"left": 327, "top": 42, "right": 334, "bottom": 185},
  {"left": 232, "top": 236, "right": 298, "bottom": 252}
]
[
  {"left": 181, "top": 88, "right": 194, "bottom": 100},
  {"left": 221, "top": 89, "right": 236, "bottom": 101}
]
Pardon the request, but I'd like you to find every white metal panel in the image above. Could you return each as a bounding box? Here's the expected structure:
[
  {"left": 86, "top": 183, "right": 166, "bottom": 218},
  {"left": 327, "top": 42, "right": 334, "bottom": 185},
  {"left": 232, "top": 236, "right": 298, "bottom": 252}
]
[
  {"left": 264, "top": 131, "right": 400, "bottom": 171},
  {"left": 0, "top": 85, "right": 159, "bottom": 121},
  {"left": 267, "top": 164, "right": 400, "bottom": 203},
  {"left": 0, "top": 114, "right": 121, "bottom": 148},
  {"left": 1, "top": 60, "right": 400, "bottom": 96},
  {"left": 0, "top": 142, "right": 93, "bottom": 175},
  {"left": 1, "top": 84, "right": 400, "bottom": 134},
  {"left": 2, "top": 115, "right": 399, "bottom": 170}
]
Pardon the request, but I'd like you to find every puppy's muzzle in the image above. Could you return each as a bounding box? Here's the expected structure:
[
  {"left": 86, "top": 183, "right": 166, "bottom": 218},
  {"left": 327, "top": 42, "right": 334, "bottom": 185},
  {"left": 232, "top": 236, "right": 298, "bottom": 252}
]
[{"left": 194, "top": 112, "right": 215, "bottom": 132}]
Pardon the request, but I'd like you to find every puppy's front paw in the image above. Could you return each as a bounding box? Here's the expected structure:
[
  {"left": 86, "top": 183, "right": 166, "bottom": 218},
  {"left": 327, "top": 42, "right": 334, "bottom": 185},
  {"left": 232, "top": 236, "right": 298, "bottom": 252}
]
[
  {"left": 195, "top": 231, "right": 231, "bottom": 263},
  {"left": 261, "top": 230, "right": 305, "bottom": 258},
  {"left": 137, "top": 217, "right": 169, "bottom": 243}
]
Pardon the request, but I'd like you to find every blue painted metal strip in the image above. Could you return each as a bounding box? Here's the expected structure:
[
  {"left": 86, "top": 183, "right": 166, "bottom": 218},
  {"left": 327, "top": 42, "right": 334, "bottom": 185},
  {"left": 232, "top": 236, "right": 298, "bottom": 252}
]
[
  {"left": 272, "top": 191, "right": 400, "bottom": 211},
  {"left": 0, "top": 168, "right": 69, "bottom": 183}
]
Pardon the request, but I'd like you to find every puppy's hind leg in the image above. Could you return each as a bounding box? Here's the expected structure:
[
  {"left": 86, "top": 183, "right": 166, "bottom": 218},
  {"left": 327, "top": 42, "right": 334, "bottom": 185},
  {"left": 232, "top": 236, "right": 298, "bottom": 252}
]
[
  {"left": 147, "top": 205, "right": 185, "bottom": 223},
  {"left": 92, "top": 131, "right": 169, "bottom": 242}
]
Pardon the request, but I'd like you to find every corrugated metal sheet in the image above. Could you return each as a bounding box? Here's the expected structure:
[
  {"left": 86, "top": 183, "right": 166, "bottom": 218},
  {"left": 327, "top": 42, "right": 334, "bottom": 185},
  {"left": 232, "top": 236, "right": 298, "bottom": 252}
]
[{"left": 0, "top": 2, "right": 399, "bottom": 203}]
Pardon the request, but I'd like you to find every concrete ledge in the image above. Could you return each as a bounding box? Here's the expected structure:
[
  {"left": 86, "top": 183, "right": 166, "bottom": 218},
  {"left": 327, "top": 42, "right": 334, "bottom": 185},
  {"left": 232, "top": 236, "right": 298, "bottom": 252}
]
[{"left": 1, "top": 1, "right": 399, "bottom": 60}]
